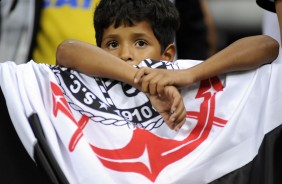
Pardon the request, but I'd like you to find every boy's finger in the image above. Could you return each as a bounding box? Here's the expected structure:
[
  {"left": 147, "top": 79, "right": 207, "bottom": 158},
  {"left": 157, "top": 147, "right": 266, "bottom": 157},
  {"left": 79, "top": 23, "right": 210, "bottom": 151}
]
[
  {"left": 170, "top": 94, "right": 182, "bottom": 113},
  {"left": 172, "top": 110, "right": 186, "bottom": 131},
  {"left": 134, "top": 67, "right": 149, "bottom": 83},
  {"left": 160, "top": 114, "right": 174, "bottom": 129},
  {"left": 169, "top": 102, "right": 186, "bottom": 126},
  {"left": 149, "top": 83, "right": 157, "bottom": 96},
  {"left": 134, "top": 70, "right": 144, "bottom": 83},
  {"left": 170, "top": 108, "right": 185, "bottom": 124},
  {"left": 157, "top": 85, "right": 165, "bottom": 97},
  {"left": 141, "top": 80, "right": 149, "bottom": 93},
  {"left": 174, "top": 119, "right": 186, "bottom": 131}
]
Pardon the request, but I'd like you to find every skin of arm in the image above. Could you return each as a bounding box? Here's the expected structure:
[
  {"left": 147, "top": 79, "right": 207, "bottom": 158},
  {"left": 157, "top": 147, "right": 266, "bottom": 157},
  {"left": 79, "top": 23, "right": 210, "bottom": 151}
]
[
  {"left": 134, "top": 35, "right": 279, "bottom": 95},
  {"left": 56, "top": 39, "right": 138, "bottom": 87},
  {"left": 275, "top": 0, "right": 282, "bottom": 44},
  {"left": 56, "top": 40, "right": 186, "bottom": 130}
]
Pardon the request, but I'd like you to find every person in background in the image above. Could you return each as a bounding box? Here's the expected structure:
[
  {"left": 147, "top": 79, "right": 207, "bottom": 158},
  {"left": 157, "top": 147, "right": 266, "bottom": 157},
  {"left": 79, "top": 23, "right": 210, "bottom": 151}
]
[
  {"left": 0, "top": 0, "right": 100, "bottom": 65},
  {"left": 174, "top": 0, "right": 217, "bottom": 60}
]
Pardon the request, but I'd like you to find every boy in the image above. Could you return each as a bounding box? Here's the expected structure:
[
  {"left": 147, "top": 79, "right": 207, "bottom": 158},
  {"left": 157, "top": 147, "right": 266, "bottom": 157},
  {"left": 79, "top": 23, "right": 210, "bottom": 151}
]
[{"left": 56, "top": 0, "right": 279, "bottom": 130}]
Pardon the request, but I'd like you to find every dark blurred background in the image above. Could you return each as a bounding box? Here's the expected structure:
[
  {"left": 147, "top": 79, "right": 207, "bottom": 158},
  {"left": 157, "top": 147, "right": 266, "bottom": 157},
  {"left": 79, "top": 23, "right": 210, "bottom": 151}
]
[{"left": 207, "top": 0, "right": 263, "bottom": 51}]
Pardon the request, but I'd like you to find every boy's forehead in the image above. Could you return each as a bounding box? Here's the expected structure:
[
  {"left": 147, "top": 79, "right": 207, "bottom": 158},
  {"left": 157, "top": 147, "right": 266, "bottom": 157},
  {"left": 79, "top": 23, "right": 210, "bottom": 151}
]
[{"left": 112, "top": 20, "right": 152, "bottom": 30}]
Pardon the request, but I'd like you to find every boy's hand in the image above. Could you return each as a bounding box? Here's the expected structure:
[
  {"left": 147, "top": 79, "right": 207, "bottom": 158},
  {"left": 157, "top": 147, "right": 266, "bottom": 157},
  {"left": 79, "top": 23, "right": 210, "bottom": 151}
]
[
  {"left": 147, "top": 86, "right": 186, "bottom": 131},
  {"left": 134, "top": 67, "right": 193, "bottom": 96}
]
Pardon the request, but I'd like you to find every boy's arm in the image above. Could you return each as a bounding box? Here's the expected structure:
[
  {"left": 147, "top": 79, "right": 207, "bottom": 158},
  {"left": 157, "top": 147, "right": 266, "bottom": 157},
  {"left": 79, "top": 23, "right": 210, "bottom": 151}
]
[
  {"left": 189, "top": 35, "right": 279, "bottom": 82},
  {"left": 56, "top": 40, "right": 138, "bottom": 87},
  {"left": 276, "top": 0, "right": 282, "bottom": 44},
  {"left": 134, "top": 35, "right": 279, "bottom": 95},
  {"left": 56, "top": 39, "right": 185, "bottom": 130}
]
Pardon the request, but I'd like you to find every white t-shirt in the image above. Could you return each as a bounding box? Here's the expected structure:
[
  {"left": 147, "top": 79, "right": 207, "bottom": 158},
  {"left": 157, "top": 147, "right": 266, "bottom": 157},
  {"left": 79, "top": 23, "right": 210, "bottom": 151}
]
[{"left": 263, "top": 10, "right": 280, "bottom": 45}]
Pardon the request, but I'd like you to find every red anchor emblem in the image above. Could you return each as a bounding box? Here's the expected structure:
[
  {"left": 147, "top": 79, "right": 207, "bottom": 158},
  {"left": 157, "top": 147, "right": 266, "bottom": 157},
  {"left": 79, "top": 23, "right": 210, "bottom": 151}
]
[{"left": 51, "top": 76, "right": 227, "bottom": 182}]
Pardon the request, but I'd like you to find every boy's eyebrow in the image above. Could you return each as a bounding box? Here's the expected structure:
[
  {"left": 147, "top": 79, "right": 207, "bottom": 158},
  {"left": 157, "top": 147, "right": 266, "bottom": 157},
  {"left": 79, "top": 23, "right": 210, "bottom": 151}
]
[
  {"left": 103, "top": 33, "right": 151, "bottom": 40},
  {"left": 102, "top": 34, "right": 119, "bottom": 43},
  {"left": 131, "top": 33, "right": 150, "bottom": 38},
  {"left": 102, "top": 34, "right": 118, "bottom": 40}
]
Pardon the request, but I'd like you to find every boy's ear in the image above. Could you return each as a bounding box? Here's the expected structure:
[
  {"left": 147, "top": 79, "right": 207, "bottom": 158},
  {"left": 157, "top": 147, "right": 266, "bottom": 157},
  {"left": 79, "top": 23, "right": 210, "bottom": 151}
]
[{"left": 161, "top": 44, "right": 176, "bottom": 62}]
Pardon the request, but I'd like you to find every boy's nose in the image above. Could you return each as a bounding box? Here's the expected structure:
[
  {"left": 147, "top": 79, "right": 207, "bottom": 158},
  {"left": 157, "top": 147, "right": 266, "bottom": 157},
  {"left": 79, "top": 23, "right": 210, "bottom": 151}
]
[{"left": 119, "top": 45, "right": 133, "bottom": 62}]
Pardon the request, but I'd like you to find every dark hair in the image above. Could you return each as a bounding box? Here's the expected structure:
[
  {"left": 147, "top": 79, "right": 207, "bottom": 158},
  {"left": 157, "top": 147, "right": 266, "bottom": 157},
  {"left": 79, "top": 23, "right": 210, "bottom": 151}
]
[{"left": 94, "top": 0, "right": 180, "bottom": 52}]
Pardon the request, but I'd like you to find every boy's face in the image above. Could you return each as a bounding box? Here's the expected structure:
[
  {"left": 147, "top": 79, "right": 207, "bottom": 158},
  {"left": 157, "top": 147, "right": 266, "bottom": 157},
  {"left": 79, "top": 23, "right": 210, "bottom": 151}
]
[{"left": 100, "top": 21, "right": 164, "bottom": 66}]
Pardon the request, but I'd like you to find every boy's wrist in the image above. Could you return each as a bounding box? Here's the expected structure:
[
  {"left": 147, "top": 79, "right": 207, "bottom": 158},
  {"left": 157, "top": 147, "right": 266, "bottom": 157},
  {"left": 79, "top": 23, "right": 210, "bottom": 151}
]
[
  {"left": 184, "top": 67, "right": 199, "bottom": 85},
  {"left": 131, "top": 67, "right": 141, "bottom": 90}
]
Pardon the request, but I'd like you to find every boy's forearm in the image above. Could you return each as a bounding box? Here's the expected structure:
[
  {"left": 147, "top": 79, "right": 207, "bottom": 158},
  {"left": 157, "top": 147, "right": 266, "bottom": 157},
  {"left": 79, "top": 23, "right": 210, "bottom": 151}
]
[
  {"left": 276, "top": 0, "right": 282, "bottom": 44},
  {"left": 187, "top": 35, "right": 279, "bottom": 83},
  {"left": 56, "top": 40, "right": 138, "bottom": 87}
]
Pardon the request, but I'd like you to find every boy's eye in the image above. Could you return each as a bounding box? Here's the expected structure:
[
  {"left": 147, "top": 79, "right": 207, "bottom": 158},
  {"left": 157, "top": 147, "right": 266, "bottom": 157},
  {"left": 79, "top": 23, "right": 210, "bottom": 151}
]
[
  {"left": 107, "top": 41, "right": 118, "bottom": 49},
  {"left": 135, "top": 40, "right": 148, "bottom": 47}
]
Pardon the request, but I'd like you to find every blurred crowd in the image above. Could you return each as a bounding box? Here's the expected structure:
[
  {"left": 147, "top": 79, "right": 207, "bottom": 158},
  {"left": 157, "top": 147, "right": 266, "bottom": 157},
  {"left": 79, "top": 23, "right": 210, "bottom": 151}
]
[{"left": 0, "top": 0, "right": 268, "bottom": 64}]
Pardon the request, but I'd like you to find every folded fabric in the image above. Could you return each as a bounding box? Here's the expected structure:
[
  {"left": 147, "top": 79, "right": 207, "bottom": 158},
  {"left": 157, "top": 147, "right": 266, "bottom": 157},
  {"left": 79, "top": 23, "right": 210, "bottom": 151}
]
[{"left": 0, "top": 57, "right": 281, "bottom": 184}]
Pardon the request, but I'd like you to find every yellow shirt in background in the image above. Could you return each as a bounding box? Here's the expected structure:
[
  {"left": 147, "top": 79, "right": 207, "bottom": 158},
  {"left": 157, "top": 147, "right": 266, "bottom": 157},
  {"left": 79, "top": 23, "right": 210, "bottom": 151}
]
[{"left": 33, "top": 0, "right": 100, "bottom": 64}]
